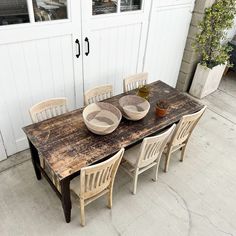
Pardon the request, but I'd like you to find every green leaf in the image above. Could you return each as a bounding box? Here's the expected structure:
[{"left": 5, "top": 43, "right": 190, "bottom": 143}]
[{"left": 193, "top": 0, "right": 236, "bottom": 68}]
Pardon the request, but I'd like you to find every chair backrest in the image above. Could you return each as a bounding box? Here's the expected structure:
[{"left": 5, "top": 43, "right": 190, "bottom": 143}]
[
  {"left": 123, "top": 72, "right": 148, "bottom": 92},
  {"left": 84, "top": 85, "right": 113, "bottom": 106},
  {"left": 170, "top": 106, "right": 206, "bottom": 147},
  {"left": 137, "top": 124, "right": 176, "bottom": 168},
  {"left": 80, "top": 148, "right": 124, "bottom": 199},
  {"left": 29, "top": 97, "right": 68, "bottom": 123}
]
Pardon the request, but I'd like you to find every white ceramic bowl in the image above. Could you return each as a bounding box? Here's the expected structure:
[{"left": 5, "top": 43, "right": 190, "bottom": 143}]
[
  {"left": 119, "top": 95, "right": 150, "bottom": 121},
  {"left": 83, "top": 102, "right": 122, "bottom": 135}
]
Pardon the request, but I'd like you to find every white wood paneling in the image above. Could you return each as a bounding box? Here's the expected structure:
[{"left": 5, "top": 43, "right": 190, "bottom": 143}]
[
  {"left": 83, "top": 23, "right": 143, "bottom": 94},
  {"left": 0, "top": 35, "right": 78, "bottom": 156},
  {"left": 144, "top": 1, "right": 193, "bottom": 87},
  {"left": 0, "top": 0, "right": 83, "bottom": 157},
  {"left": 156, "top": 0, "right": 193, "bottom": 8},
  {"left": 81, "top": 0, "right": 151, "bottom": 95},
  {"left": 0, "top": 93, "right": 7, "bottom": 161},
  {"left": 0, "top": 0, "right": 195, "bottom": 157},
  {"left": 0, "top": 132, "right": 7, "bottom": 161}
]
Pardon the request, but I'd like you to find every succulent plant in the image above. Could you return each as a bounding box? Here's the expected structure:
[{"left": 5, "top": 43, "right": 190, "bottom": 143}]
[{"left": 156, "top": 100, "right": 169, "bottom": 109}]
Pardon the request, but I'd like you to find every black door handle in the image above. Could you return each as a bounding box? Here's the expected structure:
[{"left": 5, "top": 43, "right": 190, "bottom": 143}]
[
  {"left": 85, "top": 37, "right": 90, "bottom": 56},
  {"left": 75, "top": 39, "right": 80, "bottom": 58}
]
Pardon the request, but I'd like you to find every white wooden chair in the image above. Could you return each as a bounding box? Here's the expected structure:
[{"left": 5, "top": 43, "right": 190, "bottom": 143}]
[
  {"left": 84, "top": 85, "right": 113, "bottom": 106},
  {"left": 29, "top": 97, "right": 68, "bottom": 123},
  {"left": 121, "top": 124, "right": 176, "bottom": 194},
  {"left": 29, "top": 97, "right": 68, "bottom": 189},
  {"left": 164, "top": 106, "right": 206, "bottom": 172},
  {"left": 123, "top": 72, "right": 148, "bottom": 92},
  {"left": 70, "top": 148, "right": 124, "bottom": 226}
]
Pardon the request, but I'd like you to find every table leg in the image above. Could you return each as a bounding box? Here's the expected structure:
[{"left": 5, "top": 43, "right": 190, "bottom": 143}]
[
  {"left": 61, "top": 177, "right": 72, "bottom": 223},
  {"left": 28, "top": 138, "right": 41, "bottom": 180}
]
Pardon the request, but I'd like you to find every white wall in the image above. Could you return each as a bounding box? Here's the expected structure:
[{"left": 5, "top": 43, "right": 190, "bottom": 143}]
[
  {"left": 144, "top": 0, "right": 194, "bottom": 87},
  {"left": 226, "top": 17, "right": 236, "bottom": 41},
  {"left": 0, "top": 133, "right": 7, "bottom": 161}
]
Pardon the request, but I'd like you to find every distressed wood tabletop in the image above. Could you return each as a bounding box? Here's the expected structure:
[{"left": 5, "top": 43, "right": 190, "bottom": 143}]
[{"left": 23, "top": 81, "right": 204, "bottom": 180}]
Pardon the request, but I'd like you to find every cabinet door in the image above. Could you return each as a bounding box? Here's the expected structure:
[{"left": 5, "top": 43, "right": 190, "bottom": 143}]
[
  {"left": 0, "top": 0, "right": 83, "bottom": 156},
  {"left": 0, "top": 94, "right": 7, "bottom": 161},
  {"left": 144, "top": 1, "right": 193, "bottom": 87},
  {"left": 0, "top": 132, "right": 7, "bottom": 161},
  {"left": 81, "top": 0, "right": 151, "bottom": 95}
]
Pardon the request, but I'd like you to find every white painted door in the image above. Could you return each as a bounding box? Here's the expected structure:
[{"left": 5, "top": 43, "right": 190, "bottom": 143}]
[
  {"left": 144, "top": 0, "right": 194, "bottom": 87},
  {"left": 0, "top": 93, "right": 7, "bottom": 161},
  {"left": 0, "top": 132, "right": 7, "bottom": 161},
  {"left": 0, "top": 0, "right": 83, "bottom": 156},
  {"left": 81, "top": 0, "right": 151, "bottom": 95}
]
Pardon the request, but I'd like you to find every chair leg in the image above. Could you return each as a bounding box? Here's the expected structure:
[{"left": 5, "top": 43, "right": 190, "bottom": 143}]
[
  {"left": 152, "top": 163, "right": 159, "bottom": 182},
  {"left": 80, "top": 199, "right": 85, "bottom": 227},
  {"left": 180, "top": 145, "right": 187, "bottom": 162},
  {"left": 164, "top": 147, "right": 172, "bottom": 173},
  {"left": 132, "top": 172, "right": 139, "bottom": 195},
  {"left": 107, "top": 188, "right": 113, "bottom": 209}
]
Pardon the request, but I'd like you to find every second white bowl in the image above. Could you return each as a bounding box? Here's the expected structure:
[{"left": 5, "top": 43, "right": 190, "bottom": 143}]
[{"left": 119, "top": 95, "right": 150, "bottom": 121}]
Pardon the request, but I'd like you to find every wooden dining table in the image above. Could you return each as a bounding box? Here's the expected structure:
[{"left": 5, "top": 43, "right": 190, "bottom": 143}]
[{"left": 23, "top": 80, "right": 204, "bottom": 223}]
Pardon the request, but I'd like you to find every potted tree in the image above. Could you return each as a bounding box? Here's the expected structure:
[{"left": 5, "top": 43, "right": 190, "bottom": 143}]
[{"left": 189, "top": 0, "right": 236, "bottom": 99}]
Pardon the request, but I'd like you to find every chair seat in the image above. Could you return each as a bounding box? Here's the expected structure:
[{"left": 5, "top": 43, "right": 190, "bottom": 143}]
[
  {"left": 70, "top": 176, "right": 80, "bottom": 197},
  {"left": 164, "top": 142, "right": 185, "bottom": 153},
  {"left": 123, "top": 143, "right": 141, "bottom": 167}
]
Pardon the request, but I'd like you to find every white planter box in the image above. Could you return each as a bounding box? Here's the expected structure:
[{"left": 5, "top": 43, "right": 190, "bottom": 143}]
[{"left": 189, "top": 63, "right": 226, "bottom": 99}]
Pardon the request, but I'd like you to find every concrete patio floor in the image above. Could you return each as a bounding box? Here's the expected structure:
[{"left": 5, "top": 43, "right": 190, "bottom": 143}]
[{"left": 0, "top": 71, "right": 236, "bottom": 236}]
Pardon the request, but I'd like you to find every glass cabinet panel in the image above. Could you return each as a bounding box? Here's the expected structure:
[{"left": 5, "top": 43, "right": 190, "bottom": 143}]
[
  {"left": 0, "top": 0, "right": 30, "bottom": 26},
  {"left": 120, "top": 0, "right": 142, "bottom": 12},
  {"left": 92, "top": 0, "right": 118, "bottom": 15},
  {"left": 33, "top": 0, "right": 68, "bottom": 22}
]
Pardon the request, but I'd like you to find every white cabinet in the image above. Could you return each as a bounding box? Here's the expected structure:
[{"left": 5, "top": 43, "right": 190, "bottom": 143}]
[
  {"left": 0, "top": 0, "right": 83, "bottom": 156},
  {"left": 0, "top": 36, "right": 82, "bottom": 155},
  {"left": 0, "top": 133, "right": 7, "bottom": 161},
  {"left": 81, "top": 0, "right": 151, "bottom": 95},
  {"left": 0, "top": 0, "right": 194, "bottom": 157},
  {"left": 144, "top": 0, "right": 193, "bottom": 87}
]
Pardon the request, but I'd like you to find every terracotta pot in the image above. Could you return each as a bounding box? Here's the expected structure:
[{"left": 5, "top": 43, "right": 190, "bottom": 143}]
[{"left": 156, "top": 106, "right": 168, "bottom": 117}]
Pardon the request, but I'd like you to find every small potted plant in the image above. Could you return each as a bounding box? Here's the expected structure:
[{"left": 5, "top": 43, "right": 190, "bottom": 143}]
[
  {"left": 156, "top": 100, "right": 169, "bottom": 117},
  {"left": 190, "top": 0, "right": 236, "bottom": 99},
  {"left": 137, "top": 85, "right": 150, "bottom": 100}
]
